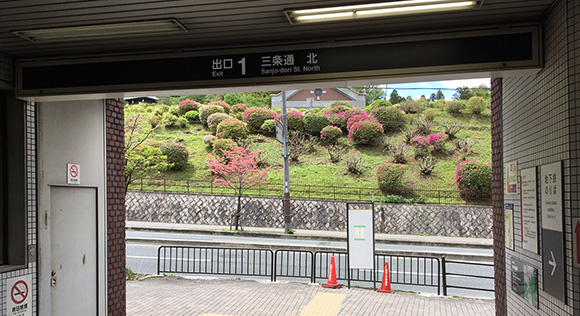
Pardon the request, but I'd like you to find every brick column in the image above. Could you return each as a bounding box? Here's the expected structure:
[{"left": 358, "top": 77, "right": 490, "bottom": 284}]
[
  {"left": 490, "top": 78, "right": 505, "bottom": 316},
  {"left": 106, "top": 98, "right": 126, "bottom": 316}
]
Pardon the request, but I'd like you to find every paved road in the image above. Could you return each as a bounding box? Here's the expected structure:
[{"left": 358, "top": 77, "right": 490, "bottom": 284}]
[
  {"left": 127, "top": 233, "right": 495, "bottom": 299},
  {"left": 127, "top": 277, "right": 495, "bottom": 316}
]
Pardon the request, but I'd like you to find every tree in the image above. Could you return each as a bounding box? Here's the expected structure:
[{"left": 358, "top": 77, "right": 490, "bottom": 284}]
[
  {"left": 435, "top": 90, "right": 445, "bottom": 100},
  {"left": 453, "top": 86, "right": 474, "bottom": 100},
  {"left": 124, "top": 113, "right": 169, "bottom": 190},
  {"left": 351, "top": 86, "right": 385, "bottom": 106},
  {"left": 429, "top": 93, "right": 437, "bottom": 102},
  {"left": 389, "top": 89, "right": 405, "bottom": 104},
  {"left": 207, "top": 146, "right": 269, "bottom": 230}
]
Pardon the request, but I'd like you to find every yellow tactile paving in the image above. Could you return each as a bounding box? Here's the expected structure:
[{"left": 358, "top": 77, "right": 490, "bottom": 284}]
[{"left": 299, "top": 292, "right": 346, "bottom": 316}]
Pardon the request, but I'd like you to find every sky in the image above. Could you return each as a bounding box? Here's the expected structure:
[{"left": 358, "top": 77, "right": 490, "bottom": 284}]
[{"left": 384, "top": 78, "right": 491, "bottom": 100}]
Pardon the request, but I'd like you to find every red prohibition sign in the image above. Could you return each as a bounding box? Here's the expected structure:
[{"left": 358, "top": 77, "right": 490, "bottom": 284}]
[
  {"left": 11, "top": 280, "right": 28, "bottom": 305},
  {"left": 69, "top": 165, "right": 79, "bottom": 178}
]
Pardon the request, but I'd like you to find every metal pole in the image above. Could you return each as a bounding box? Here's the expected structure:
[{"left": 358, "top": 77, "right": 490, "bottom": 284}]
[
  {"left": 441, "top": 255, "right": 447, "bottom": 296},
  {"left": 282, "top": 90, "right": 292, "bottom": 233}
]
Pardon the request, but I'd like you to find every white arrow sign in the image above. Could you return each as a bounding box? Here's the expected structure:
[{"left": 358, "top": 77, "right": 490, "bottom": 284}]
[{"left": 549, "top": 251, "right": 556, "bottom": 276}]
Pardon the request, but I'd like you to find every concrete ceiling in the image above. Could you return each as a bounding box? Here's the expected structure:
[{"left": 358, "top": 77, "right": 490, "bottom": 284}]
[{"left": 0, "top": 0, "right": 556, "bottom": 60}]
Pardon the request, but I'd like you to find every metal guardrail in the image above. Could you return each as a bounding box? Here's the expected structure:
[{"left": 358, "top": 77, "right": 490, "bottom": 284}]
[
  {"left": 131, "top": 178, "right": 491, "bottom": 205},
  {"left": 158, "top": 246, "right": 446, "bottom": 295},
  {"left": 441, "top": 256, "right": 495, "bottom": 296},
  {"left": 157, "top": 246, "right": 274, "bottom": 281}
]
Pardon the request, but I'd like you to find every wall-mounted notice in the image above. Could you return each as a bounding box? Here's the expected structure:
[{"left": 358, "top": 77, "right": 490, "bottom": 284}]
[
  {"left": 520, "top": 168, "right": 538, "bottom": 253},
  {"left": 511, "top": 258, "right": 539, "bottom": 309},
  {"left": 505, "top": 203, "right": 514, "bottom": 250},
  {"left": 573, "top": 218, "right": 580, "bottom": 268},
  {"left": 541, "top": 162, "right": 562, "bottom": 232},
  {"left": 347, "top": 208, "right": 374, "bottom": 269},
  {"left": 6, "top": 275, "right": 32, "bottom": 316},
  {"left": 506, "top": 161, "right": 518, "bottom": 194}
]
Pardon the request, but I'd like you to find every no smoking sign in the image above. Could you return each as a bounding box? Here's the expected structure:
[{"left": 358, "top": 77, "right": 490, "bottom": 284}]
[
  {"left": 67, "top": 163, "right": 80, "bottom": 184},
  {"left": 6, "top": 275, "right": 31, "bottom": 316}
]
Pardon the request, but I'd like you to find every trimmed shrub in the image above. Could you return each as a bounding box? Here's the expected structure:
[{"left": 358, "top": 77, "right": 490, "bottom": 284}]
[
  {"left": 231, "top": 103, "right": 248, "bottom": 114},
  {"left": 455, "top": 160, "right": 492, "bottom": 200},
  {"left": 152, "top": 104, "right": 169, "bottom": 116},
  {"left": 445, "top": 100, "right": 464, "bottom": 115},
  {"left": 176, "top": 99, "right": 200, "bottom": 116},
  {"left": 399, "top": 100, "right": 423, "bottom": 114},
  {"left": 467, "top": 96, "right": 487, "bottom": 115},
  {"left": 162, "top": 112, "right": 178, "bottom": 127},
  {"left": 328, "top": 108, "right": 363, "bottom": 130},
  {"left": 320, "top": 125, "right": 342, "bottom": 143},
  {"left": 169, "top": 106, "right": 179, "bottom": 116},
  {"left": 148, "top": 115, "right": 161, "bottom": 128},
  {"left": 410, "top": 133, "right": 447, "bottom": 156},
  {"left": 176, "top": 117, "right": 188, "bottom": 128},
  {"left": 330, "top": 101, "right": 352, "bottom": 108},
  {"left": 287, "top": 111, "right": 305, "bottom": 132},
  {"left": 260, "top": 119, "right": 276, "bottom": 136},
  {"left": 371, "top": 106, "right": 406, "bottom": 132},
  {"left": 212, "top": 138, "right": 237, "bottom": 157},
  {"left": 346, "top": 113, "right": 378, "bottom": 130},
  {"left": 216, "top": 118, "right": 248, "bottom": 139},
  {"left": 210, "top": 100, "right": 231, "bottom": 113},
  {"left": 207, "top": 113, "right": 232, "bottom": 133},
  {"left": 303, "top": 113, "right": 331, "bottom": 135},
  {"left": 184, "top": 110, "right": 199, "bottom": 123},
  {"left": 323, "top": 102, "right": 352, "bottom": 116},
  {"left": 376, "top": 163, "right": 408, "bottom": 196},
  {"left": 199, "top": 104, "right": 225, "bottom": 125},
  {"left": 242, "top": 107, "right": 276, "bottom": 133},
  {"left": 348, "top": 120, "right": 384, "bottom": 145},
  {"left": 160, "top": 142, "right": 189, "bottom": 170},
  {"left": 369, "top": 99, "right": 392, "bottom": 110},
  {"left": 423, "top": 109, "right": 437, "bottom": 121},
  {"left": 202, "top": 135, "right": 216, "bottom": 147}
]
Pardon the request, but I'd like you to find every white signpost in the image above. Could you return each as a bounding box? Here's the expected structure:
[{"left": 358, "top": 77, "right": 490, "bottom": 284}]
[
  {"left": 6, "top": 275, "right": 32, "bottom": 316},
  {"left": 67, "top": 163, "right": 80, "bottom": 185},
  {"left": 521, "top": 168, "right": 538, "bottom": 253},
  {"left": 347, "top": 208, "right": 374, "bottom": 269}
]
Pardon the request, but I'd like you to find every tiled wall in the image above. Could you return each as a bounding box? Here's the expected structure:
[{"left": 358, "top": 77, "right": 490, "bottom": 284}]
[
  {"left": 0, "top": 102, "right": 37, "bottom": 315},
  {"left": 0, "top": 53, "right": 13, "bottom": 88},
  {"left": 502, "top": 0, "right": 580, "bottom": 315}
]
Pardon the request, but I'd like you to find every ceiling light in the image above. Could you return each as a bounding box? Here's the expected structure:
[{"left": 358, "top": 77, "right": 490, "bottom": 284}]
[
  {"left": 12, "top": 19, "right": 188, "bottom": 43},
  {"left": 286, "top": 0, "right": 480, "bottom": 24}
]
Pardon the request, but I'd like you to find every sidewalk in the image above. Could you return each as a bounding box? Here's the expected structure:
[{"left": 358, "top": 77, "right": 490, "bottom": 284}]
[
  {"left": 126, "top": 221, "right": 493, "bottom": 249},
  {"left": 127, "top": 277, "right": 495, "bottom": 316}
]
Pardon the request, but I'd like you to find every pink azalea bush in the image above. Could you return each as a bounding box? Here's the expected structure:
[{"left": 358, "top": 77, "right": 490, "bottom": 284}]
[
  {"left": 176, "top": 99, "right": 201, "bottom": 116},
  {"left": 346, "top": 113, "right": 378, "bottom": 130},
  {"left": 410, "top": 133, "right": 447, "bottom": 156},
  {"left": 455, "top": 159, "right": 492, "bottom": 200},
  {"left": 320, "top": 125, "right": 342, "bottom": 143},
  {"left": 348, "top": 120, "right": 384, "bottom": 145},
  {"left": 326, "top": 108, "right": 363, "bottom": 130},
  {"left": 287, "top": 110, "right": 305, "bottom": 132},
  {"left": 231, "top": 103, "right": 248, "bottom": 114},
  {"left": 242, "top": 108, "right": 277, "bottom": 133},
  {"left": 207, "top": 113, "right": 232, "bottom": 133},
  {"left": 159, "top": 142, "right": 189, "bottom": 170},
  {"left": 209, "top": 100, "right": 231, "bottom": 113}
]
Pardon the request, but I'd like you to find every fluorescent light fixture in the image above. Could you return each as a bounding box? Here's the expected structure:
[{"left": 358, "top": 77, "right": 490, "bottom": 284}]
[
  {"left": 286, "top": 0, "right": 480, "bottom": 24},
  {"left": 12, "top": 19, "right": 188, "bottom": 43}
]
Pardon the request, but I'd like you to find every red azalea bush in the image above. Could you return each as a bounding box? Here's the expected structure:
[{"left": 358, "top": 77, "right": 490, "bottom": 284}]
[
  {"left": 346, "top": 113, "right": 378, "bottom": 130},
  {"left": 242, "top": 107, "right": 276, "bottom": 133},
  {"left": 320, "top": 125, "right": 342, "bottom": 143},
  {"left": 348, "top": 120, "right": 384, "bottom": 145},
  {"left": 455, "top": 159, "right": 492, "bottom": 200},
  {"left": 160, "top": 142, "right": 189, "bottom": 170},
  {"left": 176, "top": 99, "right": 201, "bottom": 116},
  {"left": 216, "top": 118, "right": 248, "bottom": 139},
  {"left": 287, "top": 110, "right": 305, "bottom": 132}
]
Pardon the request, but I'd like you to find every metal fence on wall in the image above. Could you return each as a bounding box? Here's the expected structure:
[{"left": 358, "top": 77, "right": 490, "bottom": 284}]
[{"left": 128, "top": 177, "right": 491, "bottom": 205}]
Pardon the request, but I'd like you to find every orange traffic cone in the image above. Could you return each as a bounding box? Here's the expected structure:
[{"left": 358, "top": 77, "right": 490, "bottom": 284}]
[
  {"left": 321, "top": 256, "right": 342, "bottom": 289},
  {"left": 377, "top": 262, "right": 394, "bottom": 293}
]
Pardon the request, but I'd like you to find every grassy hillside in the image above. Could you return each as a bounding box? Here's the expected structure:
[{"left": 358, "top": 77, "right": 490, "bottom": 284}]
[{"left": 125, "top": 100, "right": 491, "bottom": 201}]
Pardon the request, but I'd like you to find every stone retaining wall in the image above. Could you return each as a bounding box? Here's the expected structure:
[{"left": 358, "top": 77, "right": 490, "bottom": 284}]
[{"left": 126, "top": 191, "right": 492, "bottom": 238}]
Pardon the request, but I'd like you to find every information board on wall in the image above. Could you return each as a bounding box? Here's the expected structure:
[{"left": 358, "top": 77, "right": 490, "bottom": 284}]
[
  {"left": 347, "top": 208, "right": 374, "bottom": 270},
  {"left": 511, "top": 258, "right": 539, "bottom": 309},
  {"left": 520, "top": 168, "right": 538, "bottom": 253},
  {"left": 505, "top": 203, "right": 514, "bottom": 251},
  {"left": 540, "top": 161, "right": 565, "bottom": 302},
  {"left": 506, "top": 161, "right": 518, "bottom": 195}
]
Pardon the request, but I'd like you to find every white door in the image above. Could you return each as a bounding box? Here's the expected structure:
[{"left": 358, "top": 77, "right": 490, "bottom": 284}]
[{"left": 50, "top": 187, "right": 98, "bottom": 316}]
